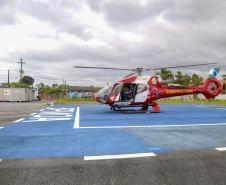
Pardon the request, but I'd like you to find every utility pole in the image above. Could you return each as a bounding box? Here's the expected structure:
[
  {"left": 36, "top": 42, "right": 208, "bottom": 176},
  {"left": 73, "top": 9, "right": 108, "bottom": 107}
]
[
  {"left": 7, "top": 69, "right": 10, "bottom": 86},
  {"left": 62, "top": 78, "right": 65, "bottom": 97},
  {"left": 17, "top": 58, "right": 25, "bottom": 82},
  {"left": 62, "top": 79, "right": 67, "bottom": 94},
  {"left": 65, "top": 80, "right": 67, "bottom": 94}
]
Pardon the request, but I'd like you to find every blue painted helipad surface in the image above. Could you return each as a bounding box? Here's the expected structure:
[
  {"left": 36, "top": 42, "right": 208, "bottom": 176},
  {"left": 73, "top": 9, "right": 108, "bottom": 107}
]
[{"left": 0, "top": 104, "right": 226, "bottom": 160}]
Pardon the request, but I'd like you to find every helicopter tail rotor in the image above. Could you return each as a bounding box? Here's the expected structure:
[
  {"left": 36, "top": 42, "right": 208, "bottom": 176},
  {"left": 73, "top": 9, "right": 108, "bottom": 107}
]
[{"left": 202, "top": 68, "right": 222, "bottom": 99}]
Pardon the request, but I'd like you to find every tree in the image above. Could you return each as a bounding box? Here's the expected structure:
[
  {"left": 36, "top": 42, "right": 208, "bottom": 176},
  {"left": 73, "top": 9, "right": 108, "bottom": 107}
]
[
  {"left": 182, "top": 74, "right": 191, "bottom": 86},
  {"left": 160, "top": 69, "right": 174, "bottom": 81},
  {"left": 191, "top": 73, "right": 204, "bottom": 99},
  {"left": 9, "top": 82, "right": 30, "bottom": 88},
  {"left": 191, "top": 74, "right": 204, "bottom": 86},
  {"left": 41, "top": 86, "right": 63, "bottom": 95},
  {"left": 21, "top": 76, "right": 34, "bottom": 86},
  {"left": 174, "top": 71, "right": 184, "bottom": 85}
]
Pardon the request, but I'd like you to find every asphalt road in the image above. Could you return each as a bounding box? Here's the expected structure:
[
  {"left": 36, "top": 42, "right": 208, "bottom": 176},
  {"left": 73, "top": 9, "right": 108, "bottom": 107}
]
[
  {"left": 0, "top": 102, "right": 47, "bottom": 127},
  {"left": 0, "top": 150, "right": 226, "bottom": 185}
]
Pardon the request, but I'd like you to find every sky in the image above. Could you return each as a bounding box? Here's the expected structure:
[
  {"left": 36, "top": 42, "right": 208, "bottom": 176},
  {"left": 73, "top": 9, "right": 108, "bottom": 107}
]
[{"left": 0, "top": 0, "right": 226, "bottom": 86}]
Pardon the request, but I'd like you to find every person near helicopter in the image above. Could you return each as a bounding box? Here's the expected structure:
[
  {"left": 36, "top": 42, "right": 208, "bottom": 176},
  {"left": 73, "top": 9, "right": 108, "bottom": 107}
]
[{"left": 121, "top": 85, "right": 134, "bottom": 101}]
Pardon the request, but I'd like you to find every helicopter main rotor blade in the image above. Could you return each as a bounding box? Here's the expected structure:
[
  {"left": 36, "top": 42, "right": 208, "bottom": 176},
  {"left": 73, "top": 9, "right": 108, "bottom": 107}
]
[
  {"left": 145, "top": 62, "right": 218, "bottom": 71},
  {"left": 73, "top": 66, "right": 133, "bottom": 71},
  {"left": 123, "top": 72, "right": 137, "bottom": 78}
]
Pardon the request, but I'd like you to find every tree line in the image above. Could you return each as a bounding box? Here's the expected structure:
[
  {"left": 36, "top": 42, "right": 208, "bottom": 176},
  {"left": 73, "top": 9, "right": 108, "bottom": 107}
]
[
  {"left": 0, "top": 76, "right": 34, "bottom": 88},
  {"left": 159, "top": 69, "right": 204, "bottom": 86}
]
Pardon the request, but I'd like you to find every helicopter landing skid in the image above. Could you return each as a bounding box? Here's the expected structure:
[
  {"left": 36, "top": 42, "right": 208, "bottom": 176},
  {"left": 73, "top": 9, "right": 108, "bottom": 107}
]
[
  {"left": 110, "top": 104, "right": 160, "bottom": 114},
  {"left": 111, "top": 105, "right": 146, "bottom": 113},
  {"left": 121, "top": 109, "right": 147, "bottom": 114}
]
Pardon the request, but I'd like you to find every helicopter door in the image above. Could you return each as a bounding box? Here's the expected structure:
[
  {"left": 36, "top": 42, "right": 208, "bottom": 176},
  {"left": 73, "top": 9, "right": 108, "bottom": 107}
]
[
  {"left": 134, "top": 83, "right": 148, "bottom": 103},
  {"left": 120, "top": 83, "right": 136, "bottom": 102}
]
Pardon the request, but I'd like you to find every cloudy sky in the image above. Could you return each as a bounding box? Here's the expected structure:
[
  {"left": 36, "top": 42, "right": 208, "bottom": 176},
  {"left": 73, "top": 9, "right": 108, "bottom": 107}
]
[{"left": 0, "top": 0, "right": 226, "bottom": 86}]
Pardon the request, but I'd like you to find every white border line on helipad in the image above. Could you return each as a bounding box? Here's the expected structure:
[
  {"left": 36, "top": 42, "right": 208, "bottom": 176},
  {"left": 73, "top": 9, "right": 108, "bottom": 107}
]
[
  {"left": 77, "top": 122, "right": 226, "bottom": 129},
  {"left": 215, "top": 147, "right": 226, "bottom": 151},
  {"left": 196, "top": 105, "right": 226, "bottom": 110},
  {"left": 30, "top": 113, "right": 36, "bottom": 116},
  {"left": 0, "top": 159, "right": 2, "bottom": 162},
  {"left": 0, "top": 127, "right": 3, "bottom": 130},
  {"left": 14, "top": 118, "right": 25, "bottom": 123},
  {"left": 84, "top": 152, "right": 156, "bottom": 160},
  {"left": 73, "top": 107, "right": 80, "bottom": 129}
]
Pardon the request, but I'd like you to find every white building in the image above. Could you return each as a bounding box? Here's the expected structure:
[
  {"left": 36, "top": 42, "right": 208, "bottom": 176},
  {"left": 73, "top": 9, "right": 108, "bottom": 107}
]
[{"left": 0, "top": 87, "right": 38, "bottom": 102}]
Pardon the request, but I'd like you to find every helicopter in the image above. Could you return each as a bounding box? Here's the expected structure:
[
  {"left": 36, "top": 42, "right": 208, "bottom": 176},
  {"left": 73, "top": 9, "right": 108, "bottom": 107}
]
[{"left": 74, "top": 63, "right": 223, "bottom": 113}]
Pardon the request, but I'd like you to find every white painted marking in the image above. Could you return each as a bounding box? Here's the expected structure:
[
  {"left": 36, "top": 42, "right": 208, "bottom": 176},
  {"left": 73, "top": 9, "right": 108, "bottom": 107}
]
[
  {"left": 34, "top": 114, "right": 72, "bottom": 118},
  {"left": 47, "top": 108, "right": 75, "bottom": 112},
  {"left": 30, "top": 113, "right": 36, "bottom": 116},
  {"left": 0, "top": 159, "right": 2, "bottom": 162},
  {"left": 0, "top": 127, "right": 3, "bottom": 130},
  {"left": 195, "top": 105, "right": 209, "bottom": 108},
  {"left": 215, "top": 147, "right": 226, "bottom": 151},
  {"left": 23, "top": 118, "right": 71, "bottom": 122},
  {"left": 84, "top": 152, "right": 156, "bottom": 160},
  {"left": 14, "top": 118, "right": 25, "bottom": 123},
  {"left": 79, "top": 122, "right": 226, "bottom": 129},
  {"left": 73, "top": 107, "right": 80, "bottom": 129},
  {"left": 196, "top": 105, "right": 226, "bottom": 110},
  {"left": 39, "top": 111, "right": 73, "bottom": 115},
  {"left": 40, "top": 109, "right": 44, "bottom": 111}
]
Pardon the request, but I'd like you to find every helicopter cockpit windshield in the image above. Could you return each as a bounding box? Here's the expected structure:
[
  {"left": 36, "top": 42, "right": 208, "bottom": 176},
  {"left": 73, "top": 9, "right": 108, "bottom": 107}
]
[
  {"left": 95, "top": 85, "right": 112, "bottom": 103},
  {"left": 110, "top": 83, "right": 136, "bottom": 102}
]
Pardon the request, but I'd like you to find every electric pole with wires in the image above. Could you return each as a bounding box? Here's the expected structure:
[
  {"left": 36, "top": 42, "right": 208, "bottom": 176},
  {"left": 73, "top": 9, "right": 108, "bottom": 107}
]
[{"left": 17, "top": 58, "right": 25, "bottom": 82}]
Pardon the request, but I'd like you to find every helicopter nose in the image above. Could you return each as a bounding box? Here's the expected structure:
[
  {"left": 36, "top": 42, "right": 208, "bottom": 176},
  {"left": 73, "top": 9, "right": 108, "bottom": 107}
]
[
  {"left": 95, "top": 93, "right": 101, "bottom": 102},
  {"left": 95, "top": 96, "right": 101, "bottom": 103}
]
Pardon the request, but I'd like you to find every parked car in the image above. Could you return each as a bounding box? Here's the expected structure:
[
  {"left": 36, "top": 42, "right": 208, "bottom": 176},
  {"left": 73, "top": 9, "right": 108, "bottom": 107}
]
[{"left": 69, "top": 92, "right": 81, "bottom": 98}]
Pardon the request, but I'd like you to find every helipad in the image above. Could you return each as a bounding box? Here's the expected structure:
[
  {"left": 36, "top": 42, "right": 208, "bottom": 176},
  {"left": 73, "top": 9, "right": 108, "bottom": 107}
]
[{"left": 0, "top": 104, "right": 226, "bottom": 160}]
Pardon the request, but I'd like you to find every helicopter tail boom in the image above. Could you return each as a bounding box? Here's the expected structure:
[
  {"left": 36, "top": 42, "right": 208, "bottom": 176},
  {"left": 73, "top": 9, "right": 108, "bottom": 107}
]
[{"left": 153, "top": 68, "right": 222, "bottom": 100}]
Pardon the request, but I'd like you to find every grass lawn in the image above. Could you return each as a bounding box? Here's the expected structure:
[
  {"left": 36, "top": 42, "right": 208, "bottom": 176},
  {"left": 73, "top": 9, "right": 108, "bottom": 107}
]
[
  {"left": 55, "top": 97, "right": 226, "bottom": 106},
  {"left": 55, "top": 98, "right": 96, "bottom": 105},
  {"left": 156, "top": 99, "right": 226, "bottom": 106}
]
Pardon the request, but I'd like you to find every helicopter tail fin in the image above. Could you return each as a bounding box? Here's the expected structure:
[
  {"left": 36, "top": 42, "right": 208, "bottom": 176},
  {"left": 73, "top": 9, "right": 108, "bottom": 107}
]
[
  {"left": 207, "top": 68, "right": 220, "bottom": 79},
  {"left": 202, "top": 68, "right": 222, "bottom": 99}
]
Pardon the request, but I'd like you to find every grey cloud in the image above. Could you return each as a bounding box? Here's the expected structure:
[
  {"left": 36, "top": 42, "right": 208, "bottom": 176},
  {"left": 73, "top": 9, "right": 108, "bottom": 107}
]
[
  {"left": 0, "top": 0, "right": 16, "bottom": 25},
  {"left": 101, "top": 0, "right": 173, "bottom": 24},
  {"left": 163, "top": 0, "right": 226, "bottom": 23},
  {"left": 1, "top": 0, "right": 226, "bottom": 85},
  {"left": 18, "top": 0, "right": 93, "bottom": 40}
]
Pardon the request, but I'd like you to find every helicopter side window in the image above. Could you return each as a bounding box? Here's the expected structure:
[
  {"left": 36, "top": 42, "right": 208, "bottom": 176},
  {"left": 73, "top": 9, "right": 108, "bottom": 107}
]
[
  {"left": 111, "top": 83, "right": 123, "bottom": 95},
  {"left": 136, "top": 83, "right": 148, "bottom": 94}
]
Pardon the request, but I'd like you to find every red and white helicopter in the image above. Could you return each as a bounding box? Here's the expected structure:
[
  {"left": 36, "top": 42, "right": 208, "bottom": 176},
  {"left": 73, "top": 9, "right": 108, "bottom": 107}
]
[{"left": 74, "top": 63, "right": 222, "bottom": 113}]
